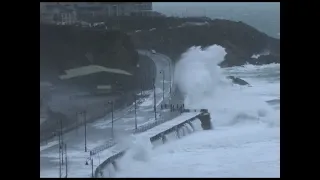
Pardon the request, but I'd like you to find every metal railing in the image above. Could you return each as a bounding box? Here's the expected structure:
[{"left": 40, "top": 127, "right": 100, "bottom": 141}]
[{"left": 90, "top": 139, "right": 117, "bottom": 156}]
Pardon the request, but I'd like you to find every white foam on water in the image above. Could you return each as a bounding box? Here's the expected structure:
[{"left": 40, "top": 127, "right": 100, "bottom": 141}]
[{"left": 116, "top": 45, "right": 280, "bottom": 177}]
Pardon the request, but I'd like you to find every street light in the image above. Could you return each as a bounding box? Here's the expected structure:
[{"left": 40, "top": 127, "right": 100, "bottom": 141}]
[
  {"left": 85, "top": 151, "right": 102, "bottom": 177},
  {"left": 79, "top": 110, "right": 87, "bottom": 152},
  {"left": 168, "top": 61, "right": 172, "bottom": 95},
  {"left": 144, "top": 72, "right": 147, "bottom": 93},
  {"left": 56, "top": 119, "right": 64, "bottom": 165},
  {"left": 103, "top": 102, "right": 107, "bottom": 121},
  {"left": 85, "top": 158, "right": 95, "bottom": 178},
  {"left": 56, "top": 130, "right": 62, "bottom": 178},
  {"left": 64, "top": 143, "right": 68, "bottom": 178},
  {"left": 160, "top": 70, "right": 165, "bottom": 102},
  {"left": 153, "top": 78, "right": 157, "bottom": 121},
  {"left": 84, "top": 110, "right": 87, "bottom": 152},
  {"left": 76, "top": 111, "right": 79, "bottom": 134},
  {"left": 140, "top": 83, "right": 143, "bottom": 97},
  {"left": 134, "top": 93, "right": 137, "bottom": 130},
  {"left": 53, "top": 127, "right": 64, "bottom": 177},
  {"left": 108, "top": 101, "right": 114, "bottom": 139}
]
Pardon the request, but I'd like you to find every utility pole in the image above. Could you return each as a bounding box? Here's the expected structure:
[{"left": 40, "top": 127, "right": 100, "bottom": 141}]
[
  {"left": 144, "top": 72, "right": 147, "bottom": 90},
  {"left": 76, "top": 112, "right": 79, "bottom": 135},
  {"left": 103, "top": 102, "right": 106, "bottom": 121},
  {"left": 141, "top": 83, "right": 143, "bottom": 96},
  {"left": 83, "top": 110, "right": 87, "bottom": 152},
  {"left": 153, "top": 78, "right": 157, "bottom": 120},
  {"left": 169, "top": 61, "right": 172, "bottom": 95},
  {"left": 160, "top": 70, "right": 165, "bottom": 102},
  {"left": 108, "top": 101, "right": 114, "bottom": 139},
  {"left": 58, "top": 131, "right": 61, "bottom": 178},
  {"left": 91, "top": 158, "right": 94, "bottom": 178},
  {"left": 60, "top": 119, "right": 63, "bottom": 165},
  {"left": 65, "top": 143, "right": 68, "bottom": 178},
  {"left": 111, "top": 101, "right": 114, "bottom": 139},
  {"left": 134, "top": 94, "right": 137, "bottom": 130}
]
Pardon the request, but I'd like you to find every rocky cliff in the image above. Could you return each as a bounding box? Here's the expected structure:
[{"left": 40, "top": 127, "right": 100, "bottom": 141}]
[{"left": 126, "top": 18, "right": 280, "bottom": 67}]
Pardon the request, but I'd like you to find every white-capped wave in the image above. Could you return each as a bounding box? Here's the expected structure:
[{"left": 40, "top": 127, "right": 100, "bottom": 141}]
[{"left": 174, "top": 45, "right": 279, "bottom": 127}]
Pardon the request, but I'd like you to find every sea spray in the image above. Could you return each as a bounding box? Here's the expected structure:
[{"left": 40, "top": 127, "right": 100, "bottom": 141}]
[{"left": 174, "top": 45, "right": 279, "bottom": 127}]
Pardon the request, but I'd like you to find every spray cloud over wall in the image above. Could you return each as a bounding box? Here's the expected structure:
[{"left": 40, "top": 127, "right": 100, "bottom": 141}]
[
  {"left": 174, "top": 45, "right": 227, "bottom": 106},
  {"left": 174, "top": 45, "right": 279, "bottom": 127}
]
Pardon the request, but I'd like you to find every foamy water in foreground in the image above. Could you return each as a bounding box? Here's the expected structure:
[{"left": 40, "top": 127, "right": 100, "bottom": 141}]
[{"left": 116, "top": 45, "right": 280, "bottom": 177}]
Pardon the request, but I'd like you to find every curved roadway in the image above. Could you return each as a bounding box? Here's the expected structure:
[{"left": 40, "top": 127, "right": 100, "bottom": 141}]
[{"left": 40, "top": 50, "right": 175, "bottom": 177}]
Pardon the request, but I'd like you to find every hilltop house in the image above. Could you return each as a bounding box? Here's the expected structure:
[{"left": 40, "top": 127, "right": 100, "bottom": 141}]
[
  {"left": 40, "top": 3, "right": 77, "bottom": 25},
  {"left": 41, "top": 2, "right": 155, "bottom": 20}
]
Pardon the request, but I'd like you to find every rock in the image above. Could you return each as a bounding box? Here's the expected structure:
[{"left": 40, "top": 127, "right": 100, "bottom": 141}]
[{"left": 227, "top": 76, "right": 250, "bottom": 86}]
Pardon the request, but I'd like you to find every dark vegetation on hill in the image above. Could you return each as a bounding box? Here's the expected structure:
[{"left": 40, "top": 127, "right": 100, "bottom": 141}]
[
  {"left": 40, "top": 23, "right": 140, "bottom": 91},
  {"left": 40, "top": 24, "right": 156, "bottom": 142},
  {"left": 123, "top": 17, "right": 280, "bottom": 67},
  {"left": 87, "top": 16, "right": 279, "bottom": 67},
  {"left": 97, "top": 16, "right": 212, "bottom": 32}
]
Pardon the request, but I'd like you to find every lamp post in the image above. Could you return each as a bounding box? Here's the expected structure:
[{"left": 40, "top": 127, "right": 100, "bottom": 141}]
[
  {"left": 65, "top": 143, "right": 68, "bottom": 178},
  {"left": 153, "top": 78, "right": 157, "bottom": 120},
  {"left": 168, "top": 61, "right": 172, "bottom": 95},
  {"left": 134, "top": 94, "right": 137, "bottom": 130},
  {"left": 103, "top": 102, "right": 106, "bottom": 121},
  {"left": 79, "top": 110, "right": 87, "bottom": 152},
  {"left": 58, "top": 131, "right": 61, "bottom": 178},
  {"left": 53, "top": 126, "right": 63, "bottom": 178},
  {"left": 58, "top": 119, "right": 64, "bottom": 165},
  {"left": 85, "top": 158, "right": 95, "bottom": 178},
  {"left": 84, "top": 110, "right": 87, "bottom": 152},
  {"left": 108, "top": 101, "right": 114, "bottom": 139},
  {"left": 160, "top": 70, "right": 165, "bottom": 102}
]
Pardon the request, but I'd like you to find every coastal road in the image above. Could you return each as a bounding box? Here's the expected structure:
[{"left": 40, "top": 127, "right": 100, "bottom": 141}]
[{"left": 40, "top": 50, "right": 174, "bottom": 177}]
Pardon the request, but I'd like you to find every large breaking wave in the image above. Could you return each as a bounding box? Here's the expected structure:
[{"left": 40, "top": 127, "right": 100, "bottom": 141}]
[{"left": 174, "top": 45, "right": 279, "bottom": 127}]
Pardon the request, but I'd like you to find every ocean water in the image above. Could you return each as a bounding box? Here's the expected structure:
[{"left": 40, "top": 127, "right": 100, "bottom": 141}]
[{"left": 115, "top": 45, "right": 280, "bottom": 177}]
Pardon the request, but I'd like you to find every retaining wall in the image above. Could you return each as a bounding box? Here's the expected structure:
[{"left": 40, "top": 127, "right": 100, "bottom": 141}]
[{"left": 94, "top": 112, "right": 206, "bottom": 178}]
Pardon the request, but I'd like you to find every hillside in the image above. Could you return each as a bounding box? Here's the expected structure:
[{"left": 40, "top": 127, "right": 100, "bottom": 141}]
[
  {"left": 40, "top": 24, "right": 156, "bottom": 142},
  {"left": 128, "top": 18, "right": 280, "bottom": 67},
  {"left": 40, "top": 23, "right": 139, "bottom": 90},
  {"left": 92, "top": 16, "right": 279, "bottom": 67}
]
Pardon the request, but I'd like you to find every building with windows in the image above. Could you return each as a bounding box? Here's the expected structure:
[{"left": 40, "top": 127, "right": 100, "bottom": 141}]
[
  {"left": 40, "top": 2, "right": 158, "bottom": 25},
  {"left": 40, "top": 3, "right": 77, "bottom": 25},
  {"left": 41, "top": 2, "right": 154, "bottom": 20},
  {"left": 74, "top": 2, "right": 153, "bottom": 17}
]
